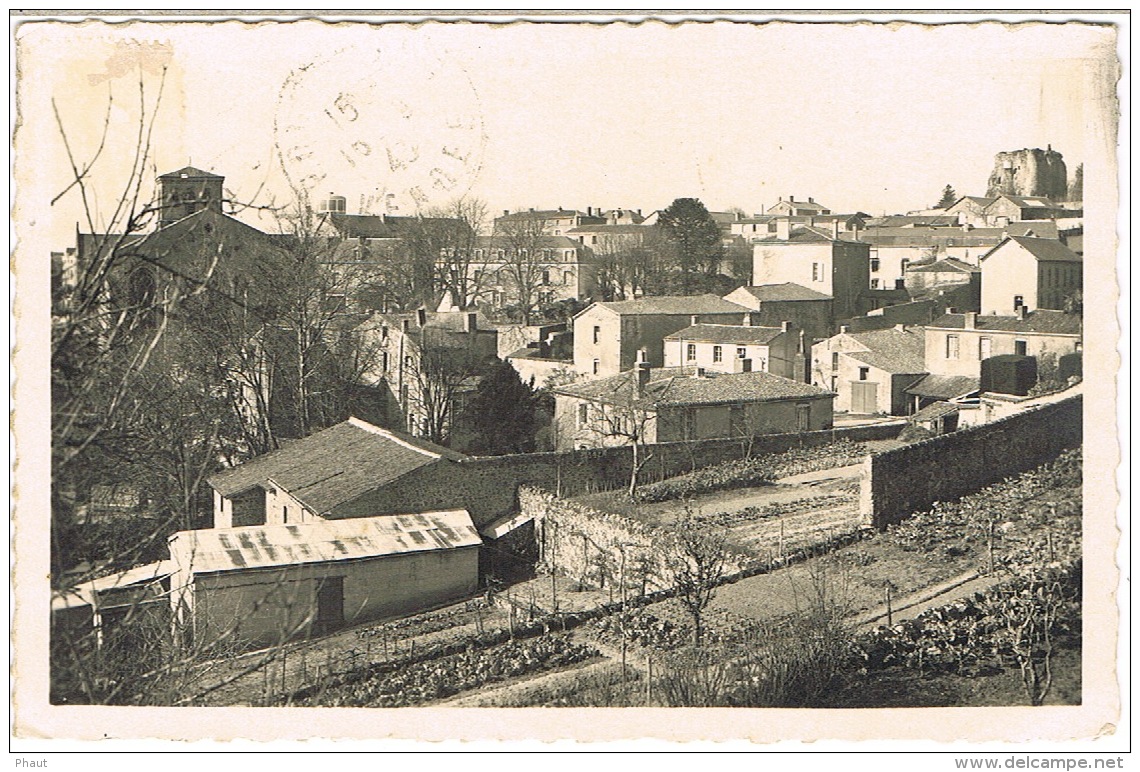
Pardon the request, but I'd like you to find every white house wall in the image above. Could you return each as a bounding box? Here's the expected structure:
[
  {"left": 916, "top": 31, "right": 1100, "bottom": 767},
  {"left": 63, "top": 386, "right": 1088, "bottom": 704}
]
[{"left": 184, "top": 547, "right": 480, "bottom": 650}]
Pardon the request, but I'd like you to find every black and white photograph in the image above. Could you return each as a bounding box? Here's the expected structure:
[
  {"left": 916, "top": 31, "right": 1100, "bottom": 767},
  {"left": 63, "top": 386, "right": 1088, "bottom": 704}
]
[{"left": 11, "top": 10, "right": 1127, "bottom": 753}]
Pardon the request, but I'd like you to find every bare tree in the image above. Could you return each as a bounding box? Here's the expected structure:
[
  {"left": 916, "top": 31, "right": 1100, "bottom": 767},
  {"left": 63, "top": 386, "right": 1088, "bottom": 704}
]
[
  {"left": 666, "top": 509, "right": 730, "bottom": 645},
  {"left": 431, "top": 196, "right": 488, "bottom": 310},
  {"left": 492, "top": 210, "right": 550, "bottom": 325},
  {"left": 580, "top": 376, "right": 657, "bottom": 499}
]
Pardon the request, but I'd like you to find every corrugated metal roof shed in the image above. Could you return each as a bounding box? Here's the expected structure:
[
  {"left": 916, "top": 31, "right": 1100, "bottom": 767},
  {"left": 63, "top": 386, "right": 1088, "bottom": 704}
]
[{"left": 170, "top": 509, "right": 481, "bottom": 576}]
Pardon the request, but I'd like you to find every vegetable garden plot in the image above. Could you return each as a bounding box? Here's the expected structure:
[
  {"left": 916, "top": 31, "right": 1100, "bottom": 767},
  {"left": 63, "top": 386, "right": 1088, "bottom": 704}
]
[{"left": 293, "top": 634, "right": 599, "bottom": 707}]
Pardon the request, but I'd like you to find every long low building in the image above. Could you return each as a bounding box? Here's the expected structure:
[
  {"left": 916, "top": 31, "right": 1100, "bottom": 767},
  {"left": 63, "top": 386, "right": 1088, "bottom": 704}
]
[
  {"left": 168, "top": 510, "right": 482, "bottom": 649},
  {"left": 552, "top": 365, "right": 834, "bottom": 450}
]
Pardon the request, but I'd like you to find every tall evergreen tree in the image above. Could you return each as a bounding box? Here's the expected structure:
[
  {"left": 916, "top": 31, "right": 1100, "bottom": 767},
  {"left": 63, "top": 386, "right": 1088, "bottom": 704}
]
[
  {"left": 463, "top": 359, "right": 539, "bottom": 455},
  {"left": 657, "top": 197, "right": 724, "bottom": 276},
  {"left": 937, "top": 184, "right": 958, "bottom": 209}
]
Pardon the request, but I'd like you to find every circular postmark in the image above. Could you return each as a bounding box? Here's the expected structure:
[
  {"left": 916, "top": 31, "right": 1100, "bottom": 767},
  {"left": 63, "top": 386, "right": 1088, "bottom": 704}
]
[{"left": 274, "top": 39, "right": 486, "bottom": 213}]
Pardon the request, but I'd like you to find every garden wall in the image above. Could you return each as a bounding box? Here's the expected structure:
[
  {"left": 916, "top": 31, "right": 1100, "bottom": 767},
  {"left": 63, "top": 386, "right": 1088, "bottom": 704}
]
[
  {"left": 518, "top": 487, "right": 672, "bottom": 596},
  {"left": 860, "top": 395, "right": 1081, "bottom": 529},
  {"left": 462, "top": 420, "right": 904, "bottom": 509},
  {"left": 518, "top": 487, "right": 753, "bottom": 597}
]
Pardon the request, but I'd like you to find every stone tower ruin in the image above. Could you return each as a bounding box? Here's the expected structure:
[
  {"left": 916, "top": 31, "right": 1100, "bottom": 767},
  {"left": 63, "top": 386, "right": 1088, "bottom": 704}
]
[{"left": 985, "top": 147, "right": 1067, "bottom": 200}]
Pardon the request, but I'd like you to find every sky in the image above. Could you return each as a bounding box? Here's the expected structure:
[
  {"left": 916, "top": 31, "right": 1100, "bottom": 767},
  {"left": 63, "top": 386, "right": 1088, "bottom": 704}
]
[{"left": 15, "top": 15, "right": 1121, "bottom": 245}]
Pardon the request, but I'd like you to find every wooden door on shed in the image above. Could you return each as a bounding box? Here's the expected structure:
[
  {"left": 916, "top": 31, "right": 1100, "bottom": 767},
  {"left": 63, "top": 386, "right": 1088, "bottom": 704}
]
[
  {"left": 313, "top": 577, "right": 345, "bottom": 636},
  {"left": 850, "top": 381, "right": 878, "bottom": 414}
]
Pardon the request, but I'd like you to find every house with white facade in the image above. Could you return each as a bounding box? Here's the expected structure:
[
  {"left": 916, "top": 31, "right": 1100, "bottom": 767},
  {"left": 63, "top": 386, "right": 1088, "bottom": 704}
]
[
  {"left": 662, "top": 321, "right": 804, "bottom": 381},
  {"left": 811, "top": 325, "right": 926, "bottom": 416},
  {"left": 978, "top": 236, "right": 1082, "bottom": 316}
]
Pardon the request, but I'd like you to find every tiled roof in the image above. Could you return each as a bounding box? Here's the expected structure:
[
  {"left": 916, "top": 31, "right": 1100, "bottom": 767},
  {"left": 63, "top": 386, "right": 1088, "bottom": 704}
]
[
  {"left": 731, "top": 283, "right": 833, "bottom": 302},
  {"left": 905, "top": 374, "right": 981, "bottom": 400},
  {"left": 170, "top": 510, "right": 481, "bottom": 575},
  {"left": 928, "top": 310, "right": 1082, "bottom": 335},
  {"left": 591, "top": 294, "right": 748, "bottom": 317},
  {"left": 995, "top": 195, "right": 1059, "bottom": 209},
  {"left": 987, "top": 235, "right": 1082, "bottom": 263},
  {"left": 910, "top": 400, "right": 960, "bottom": 422},
  {"left": 207, "top": 418, "right": 468, "bottom": 511},
  {"left": 327, "top": 213, "right": 463, "bottom": 240},
  {"left": 554, "top": 367, "right": 831, "bottom": 409},
  {"left": 856, "top": 228, "right": 1007, "bottom": 248},
  {"left": 865, "top": 215, "right": 961, "bottom": 228},
  {"left": 565, "top": 224, "right": 648, "bottom": 235},
  {"left": 842, "top": 327, "right": 927, "bottom": 374},
  {"left": 159, "top": 166, "right": 223, "bottom": 178},
  {"left": 754, "top": 225, "right": 837, "bottom": 244},
  {"left": 948, "top": 196, "right": 997, "bottom": 209},
  {"left": 908, "top": 258, "right": 979, "bottom": 273},
  {"left": 601, "top": 209, "right": 647, "bottom": 224},
  {"left": 769, "top": 199, "right": 829, "bottom": 213},
  {"left": 497, "top": 209, "right": 601, "bottom": 222},
  {"left": 663, "top": 323, "right": 786, "bottom": 345}
]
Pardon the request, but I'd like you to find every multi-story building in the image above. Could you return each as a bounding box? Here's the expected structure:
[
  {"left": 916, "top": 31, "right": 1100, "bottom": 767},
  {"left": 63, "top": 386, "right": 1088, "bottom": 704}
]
[
  {"left": 493, "top": 207, "right": 606, "bottom": 237},
  {"left": 922, "top": 309, "right": 1082, "bottom": 379},
  {"left": 751, "top": 224, "right": 870, "bottom": 321},
  {"left": 572, "top": 294, "right": 749, "bottom": 377},
  {"left": 978, "top": 235, "right": 1082, "bottom": 315},
  {"left": 437, "top": 235, "right": 599, "bottom": 311}
]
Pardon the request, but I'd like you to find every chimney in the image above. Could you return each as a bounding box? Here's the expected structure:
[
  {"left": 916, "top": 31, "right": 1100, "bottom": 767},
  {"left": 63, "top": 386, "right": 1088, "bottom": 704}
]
[
  {"left": 693, "top": 367, "right": 706, "bottom": 379},
  {"left": 503, "top": 209, "right": 510, "bottom": 217},
  {"left": 839, "top": 325, "right": 849, "bottom": 334},
  {"left": 416, "top": 308, "right": 427, "bottom": 327},
  {"left": 781, "top": 320, "right": 791, "bottom": 332},
  {"left": 833, "top": 220, "right": 840, "bottom": 239},
  {"left": 964, "top": 312, "right": 977, "bottom": 330},
  {"left": 690, "top": 315, "right": 699, "bottom": 326},
  {"left": 947, "top": 307, "right": 959, "bottom": 315},
  {"left": 744, "top": 312, "right": 753, "bottom": 327},
  {"left": 895, "top": 324, "right": 907, "bottom": 332},
  {"left": 788, "top": 195, "right": 794, "bottom": 203},
  {"left": 587, "top": 206, "right": 593, "bottom": 216},
  {"left": 465, "top": 311, "right": 477, "bottom": 333},
  {"left": 636, "top": 348, "right": 647, "bottom": 365},
  {"left": 1016, "top": 305, "right": 1028, "bottom": 321},
  {"left": 637, "top": 208, "right": 642, "bottom": 216},
  {"left": 809, "top": 197, "right": 815, "bottom": 204},
  {"left": 636, "top": 361, "right": 651, "bottom": 396},
  {"left": 776, "top": 218, "right": 791, "bottom": 240}
]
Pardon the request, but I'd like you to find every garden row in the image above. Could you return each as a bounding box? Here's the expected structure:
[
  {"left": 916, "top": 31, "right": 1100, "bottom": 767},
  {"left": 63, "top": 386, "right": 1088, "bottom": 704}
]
[
  {"left": 850, "top": 559, "right": 1081, "bottom": 703},
  {"left": 634, "top": 441, "right": 868, "bottom": 503},
  {"left": 886, "top": 448, "right": 1082, "bottom": 571},
  {"left": 294, "top": 633, "right": 598, "bottom": 707}
]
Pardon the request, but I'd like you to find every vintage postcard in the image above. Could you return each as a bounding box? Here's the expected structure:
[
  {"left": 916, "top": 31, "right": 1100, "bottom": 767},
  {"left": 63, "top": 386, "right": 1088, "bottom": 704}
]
[{"left": 11, "top": 12, "right": 1127, "bottom": 751}]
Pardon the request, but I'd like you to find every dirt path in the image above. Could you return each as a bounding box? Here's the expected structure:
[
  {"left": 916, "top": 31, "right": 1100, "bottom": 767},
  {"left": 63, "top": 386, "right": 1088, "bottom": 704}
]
[{"left": 852, "top": 571, "right": 1006, "bottom": 633}]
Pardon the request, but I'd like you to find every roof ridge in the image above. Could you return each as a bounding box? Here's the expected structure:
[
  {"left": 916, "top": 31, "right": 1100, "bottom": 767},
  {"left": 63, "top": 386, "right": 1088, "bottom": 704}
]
[{"left": 346, "top": 416, "right": 442, "bottom": 459}]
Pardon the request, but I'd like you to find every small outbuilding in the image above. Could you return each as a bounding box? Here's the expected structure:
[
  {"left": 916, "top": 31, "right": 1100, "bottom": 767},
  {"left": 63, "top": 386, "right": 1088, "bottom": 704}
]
[{"left": 168, "top": 509, "right": 482, "bottom": 649}]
